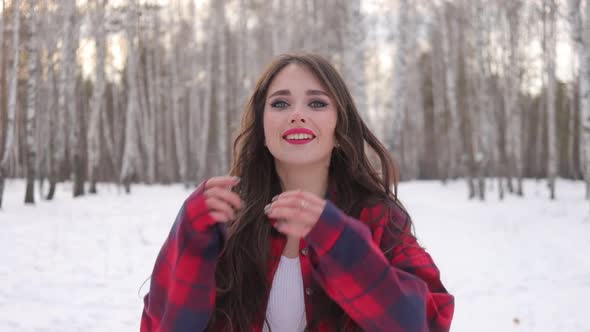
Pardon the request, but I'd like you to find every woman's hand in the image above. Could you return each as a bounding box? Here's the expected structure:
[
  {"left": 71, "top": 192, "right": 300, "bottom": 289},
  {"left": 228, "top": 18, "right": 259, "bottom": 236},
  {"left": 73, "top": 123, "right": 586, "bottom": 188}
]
[
  {"left": 204, "top": 176, "right": 243, "bottom": 222},
  {"left": 264, "top": 190, "right": 326, "bottom": 238}
]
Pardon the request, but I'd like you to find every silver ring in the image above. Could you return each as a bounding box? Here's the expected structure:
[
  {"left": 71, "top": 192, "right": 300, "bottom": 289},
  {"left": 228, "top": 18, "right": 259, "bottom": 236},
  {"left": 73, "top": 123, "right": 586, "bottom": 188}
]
[{"left": 300, "top": 200, "right": 307, "bottom": 209}]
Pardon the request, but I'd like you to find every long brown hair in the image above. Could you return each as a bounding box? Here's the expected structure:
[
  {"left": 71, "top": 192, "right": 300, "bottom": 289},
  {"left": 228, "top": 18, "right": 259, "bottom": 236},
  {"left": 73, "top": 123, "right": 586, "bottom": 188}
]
[{"left": 208, "top": 52, "right": 411, "bottom": 331}]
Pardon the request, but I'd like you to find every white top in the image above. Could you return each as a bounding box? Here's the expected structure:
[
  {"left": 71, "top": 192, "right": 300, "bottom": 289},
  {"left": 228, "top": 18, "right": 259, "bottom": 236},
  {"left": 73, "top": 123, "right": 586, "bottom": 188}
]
[{"left": 263, "top": 255, "right": 307, "bottom": 332}]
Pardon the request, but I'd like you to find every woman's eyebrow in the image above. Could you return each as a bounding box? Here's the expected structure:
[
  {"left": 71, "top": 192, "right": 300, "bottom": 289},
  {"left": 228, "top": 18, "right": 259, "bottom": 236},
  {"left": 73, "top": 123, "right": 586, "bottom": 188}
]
[
  {"left": 268, "top": 89, "right": 290, "bottom": 98},
  {"left": 306, "top": 89, "right": 329, "bottom": 96},
  {"left": 267, "top": 89, "right": 329, "bottom": 99}
]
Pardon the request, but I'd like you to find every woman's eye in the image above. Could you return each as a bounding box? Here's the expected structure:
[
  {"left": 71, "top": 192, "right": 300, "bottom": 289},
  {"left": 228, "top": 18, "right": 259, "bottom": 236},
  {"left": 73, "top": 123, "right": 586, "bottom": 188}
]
[
  {"left": 270, "top": 100, "right": 289, "bottom": 109},
  {"left": 309, "top": 100, "right": 328, "bottom": 108}
]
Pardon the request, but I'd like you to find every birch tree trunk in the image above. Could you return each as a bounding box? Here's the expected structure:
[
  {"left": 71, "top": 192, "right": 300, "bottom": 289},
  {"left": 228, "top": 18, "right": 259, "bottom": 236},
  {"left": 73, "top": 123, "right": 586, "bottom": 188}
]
[
  {"left": 576, "top": 0, "right": 590, "bottom": 202},
  {"left": 0, "top": 1, "right": 4, "bottom": 174},
  {"left": 100, "top": 88, "right": 116, "bottom": 177},
  {"left": 161, "top": 71, "right": 175, "bottom": 183},
  {"left": 35, "top": 69, "right": 47, "bottom": 193},
  {"left": 567, "top": 67, "right": 578, "bottom": 178},
  {"left": 270, "top": 0, "right": 296, "bottom": 53},
  {"left": 47, "top": 0, "right": 75, "bottom": 200},
  {"left": 464, "top": 69, "right": 477, "bottom": 199},
  {"left": 428, "top": 8, "right": 445, "bottom": 180},
  {"left": 151, "top": 12, "right": 163, "bottom": 182},
  {"left": 0, "top": 5, "right": 6, "bottom": 175},
  {"left": 0, "top": 0, "right": 20, "bottom": 208},
  {"left": 441, "top": 2, "right": 461, "bottom": 182},
  {"left": 403, "top": 65, "right": 424, "bottom": 180},
  {"left": 235, "top": 0, "right": 245, "bottom": 102},
  {"left": 343, "top": 0, "right": 368, "bottom": 121},
  {"left": 270, "top": 0, "right": 288, "bottom": 54},
  {"left": 107, "top": 84, "right": 123, "bottom": 176},
  {"left": 473, "top": 0, "right": 494, "bottom": 200},
  {"left": 464, "top": 2, "right": 481, "bottom": 199},
  {"left": 39, "top": 66, "right": 54, "bottom": 194},
  {"left": 567, "top": 0, "right": 581, "bottom": 179},
  {"left": 35, "top": 3, "right": 50, "bottom": 194},
  {"left": 366, "top": 13, "right": 380, "bottom": 132},
  {"left": 187, "top": 6, "right": 202, "bottom": 184},
  {"left": 171, "top": 51, "right": 187, "bottom": 185},
  {"left": 504, "top": 0, "right": 524, "bottom": 196},
  {"left": 135, "top": 26, "right": 149, "bottom": 184},
  {"left": 214, "top": 0, "right": 229, "bottom": 172},
  {"left": 389, "top": 0, "right": 410, "bottom": 152},
  {"left": 301, "top": 0, "right": 314, "bottom": 52},
  {"left": 88, "top": 0, "right": 106, "bottom": 194},
  {"left": 25, "top": 0, "right": 39, "bottom": 204},
  {"left": 120, "top": 4, "right": 141, "bottom": 193},
  {"left": 544, "top": 0, "right": 558, "bottom": 200},
  {"left": 188, "top": 57, "right": 200, "bottom": 183},
  {"left": 0, "top": 0, "right": 5, "bottom": 92},
  {"left": 43, "top": 48, "right": 57, "bottom": 197},
  {"left": 69, "top": 8, "right": 83, "bottom": 197},
  {"left": 145, "top": 31, "right": 157, "bottom": 184},
  {"left": 133, "top": 24, "right": 149, "bottom": 184},
  {"left": 197, "top": 23, "right": 213, "bottom": 181},
  {"left": 569, "top": 0, "right": 590, "bottom": 198}
]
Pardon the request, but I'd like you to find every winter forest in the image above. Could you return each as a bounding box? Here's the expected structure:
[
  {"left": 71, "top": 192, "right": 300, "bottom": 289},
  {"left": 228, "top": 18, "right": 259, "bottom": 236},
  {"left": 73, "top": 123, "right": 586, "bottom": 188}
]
[
  {"left": 1, "top": 1, "right": 590, "bottom": 331},
  {"left": 0, "top": 0, "right": 589, "bottom": 207}
]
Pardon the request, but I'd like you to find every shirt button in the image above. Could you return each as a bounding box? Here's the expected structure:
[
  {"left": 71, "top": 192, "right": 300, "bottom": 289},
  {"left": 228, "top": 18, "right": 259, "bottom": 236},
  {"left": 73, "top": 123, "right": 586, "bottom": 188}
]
[
  {"left": 305, "top": 287, "right": 313, "bottom": 296},
  {"left": 301, "top": 247, "right": 309, "bottom": 256}
]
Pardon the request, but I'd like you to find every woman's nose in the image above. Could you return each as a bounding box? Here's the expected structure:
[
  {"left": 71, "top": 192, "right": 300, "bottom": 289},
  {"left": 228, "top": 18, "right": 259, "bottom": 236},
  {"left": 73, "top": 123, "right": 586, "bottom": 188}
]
[
  {"left": 290, "top": 117, "right": 306, "bottom": 124},
  {"left": 289, "top": 108, "right": 307, "bottom": 124}
]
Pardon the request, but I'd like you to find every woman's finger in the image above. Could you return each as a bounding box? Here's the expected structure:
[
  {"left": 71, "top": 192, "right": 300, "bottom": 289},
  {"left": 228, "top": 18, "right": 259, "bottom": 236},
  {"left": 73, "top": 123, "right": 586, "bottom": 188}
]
[
  {"left": 205, "top": 176, "right": 240, "bottom": 189},
  {"left": 272, "top": 190, "right": 324, "bottom": 206},
  {"left": 266, "top": 206, "right": 317, "bottom": 226},
  {"left": 209, "top": 211, "right": 231, "bottom": 223},
  {"left": 205, "top": 186, "right": 243, "bottom": 210},
  {"left": 268, "top": 195, "right": 322, "bottom": 213},
  {"left": 205, "top": 196, "right": 236, "bottom": 220}
]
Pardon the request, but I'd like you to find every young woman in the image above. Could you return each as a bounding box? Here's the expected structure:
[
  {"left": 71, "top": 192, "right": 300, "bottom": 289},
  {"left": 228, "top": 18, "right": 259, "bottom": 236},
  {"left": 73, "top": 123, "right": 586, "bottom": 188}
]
[{"left": 141, "top": 52, "right": 454, "bottom": 332}]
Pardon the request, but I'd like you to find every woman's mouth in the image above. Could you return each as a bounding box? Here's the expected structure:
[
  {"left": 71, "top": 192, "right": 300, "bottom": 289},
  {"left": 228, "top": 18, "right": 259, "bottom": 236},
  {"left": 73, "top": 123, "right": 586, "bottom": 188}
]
[
  {"left": 284, "top": 133, "right": 315, "bottom": 144},
  {"left": 282, "top": 128, "right": 316, "bottom": 145}
]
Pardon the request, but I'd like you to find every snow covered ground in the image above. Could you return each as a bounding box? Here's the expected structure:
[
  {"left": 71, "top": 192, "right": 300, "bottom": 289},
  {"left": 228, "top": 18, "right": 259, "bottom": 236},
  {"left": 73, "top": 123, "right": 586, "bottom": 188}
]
[{"left": 0, "top": 178, "right": 588, "bottom": 332}]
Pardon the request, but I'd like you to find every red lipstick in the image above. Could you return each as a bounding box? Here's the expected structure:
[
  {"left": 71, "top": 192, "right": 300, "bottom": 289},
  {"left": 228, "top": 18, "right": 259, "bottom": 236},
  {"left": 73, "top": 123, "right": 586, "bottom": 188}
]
[{"left": 282, "top": 128, "right": 316, "bottom": 145}]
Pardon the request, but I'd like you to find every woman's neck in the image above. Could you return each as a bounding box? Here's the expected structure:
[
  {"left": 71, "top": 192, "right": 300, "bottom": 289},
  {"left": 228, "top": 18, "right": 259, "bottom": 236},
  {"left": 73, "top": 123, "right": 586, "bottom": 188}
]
[{"left": 275, "top": 162, "right": 329, "bottom": 198}]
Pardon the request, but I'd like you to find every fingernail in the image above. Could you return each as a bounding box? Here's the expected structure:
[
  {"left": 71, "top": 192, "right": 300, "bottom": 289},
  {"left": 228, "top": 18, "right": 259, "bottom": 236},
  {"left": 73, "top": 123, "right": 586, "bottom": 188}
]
[
  {"left": 233, "top": 176, "right": 241, "bottom": 182},
  {"left": 264, "top": 204, "right": 271, "bottom": 214},
  {"left": 271, "top": 195, "right": 279, "bottom": 202}
]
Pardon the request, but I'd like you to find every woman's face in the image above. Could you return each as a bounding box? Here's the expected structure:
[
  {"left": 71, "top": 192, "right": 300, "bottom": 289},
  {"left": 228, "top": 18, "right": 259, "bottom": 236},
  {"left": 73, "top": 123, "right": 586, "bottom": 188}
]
[{"left": 263, "top": 64, "right": 338, "bottom": 169}]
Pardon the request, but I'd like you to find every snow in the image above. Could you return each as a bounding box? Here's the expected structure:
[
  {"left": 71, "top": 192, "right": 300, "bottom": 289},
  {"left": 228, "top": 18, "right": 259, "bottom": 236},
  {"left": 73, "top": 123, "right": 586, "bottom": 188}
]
[{"left": 1, "top": 178, "right": 588, "bottom": 332}]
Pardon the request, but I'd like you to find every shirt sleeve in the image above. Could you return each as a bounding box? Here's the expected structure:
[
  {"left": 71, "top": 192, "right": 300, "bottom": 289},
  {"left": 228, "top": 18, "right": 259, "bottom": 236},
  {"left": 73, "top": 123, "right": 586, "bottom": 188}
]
[
  {"left": 303, "top": 201, "right": 455, "bottom": 332},
  {"left": 140, "top": 182, "right": 224, "bottom": 332}
]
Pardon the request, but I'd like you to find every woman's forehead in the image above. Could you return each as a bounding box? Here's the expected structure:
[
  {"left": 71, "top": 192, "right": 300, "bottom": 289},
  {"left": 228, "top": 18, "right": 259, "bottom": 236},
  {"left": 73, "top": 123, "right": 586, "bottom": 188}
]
[{"left": 267, "top": 64, "right": 327, "bottom": 93}]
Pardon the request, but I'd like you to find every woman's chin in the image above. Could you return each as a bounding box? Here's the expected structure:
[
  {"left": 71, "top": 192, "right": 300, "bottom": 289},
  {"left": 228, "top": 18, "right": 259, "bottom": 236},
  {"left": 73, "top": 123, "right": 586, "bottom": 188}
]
[{"left": 274, "top": 155, "right": 330, "bottom": 169}]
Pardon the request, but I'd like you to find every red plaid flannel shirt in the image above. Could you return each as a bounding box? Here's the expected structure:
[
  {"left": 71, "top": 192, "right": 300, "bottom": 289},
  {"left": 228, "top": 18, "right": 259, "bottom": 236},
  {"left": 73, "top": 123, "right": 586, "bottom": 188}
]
[{"left": 141, "top": 183, "right": 454, "bottom": 331}]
